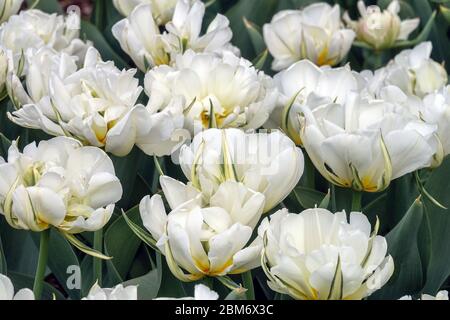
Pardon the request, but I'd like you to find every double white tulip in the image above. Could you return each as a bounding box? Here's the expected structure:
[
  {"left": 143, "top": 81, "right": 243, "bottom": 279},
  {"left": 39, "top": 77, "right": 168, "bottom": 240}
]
[
  {"left": 265, "top": 59, "right": 366, "bottom": 145},
  {"left": 367, "top": 42, "right": 448, "bottom": 98},
  {"left": 400, "top": 290, "right": 449, "bottom": 300},
  {"left": 0, "top": 273, "right": 34, "bottom": 300},
  {"left": 83, "top": 283, "right": 138, "bottom": 300},
  {"left": 344, "top": 0, "right": 420, "bottom": 50},
  {"left": 178, "top": 128, "right": 304, "bottom": 212},
  {"left": 260, "top": 208, "right": 394, "bottom": 300},
  {"left": 0, "top": 0, "right": 22, "bottom": 24},
  {"left": 0, "top": 137, "right": 122, "bottom": 234},
  {"left": 145, "top": 50, "right": 277, "bottom": 133},
  {"left": 8, "top": 47, "right": 188, "bottom": 157},
  {"left": 263, "top": 3, "right": 355, "bottom": 71},
  {"left": 300, "top": 92, "right": 438, "bottom": 192},
  {"left": 0, "top": 9, "right": 89, "bottom": 76},
  {"left": 113, "top": 0, "right": 181, "bottom": 25},
  {"left": 112, "top": 0, "right": 235, "bottom": 71}
]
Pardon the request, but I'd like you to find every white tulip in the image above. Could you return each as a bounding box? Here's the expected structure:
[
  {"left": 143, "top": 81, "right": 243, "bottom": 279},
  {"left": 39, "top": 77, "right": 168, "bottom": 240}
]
[
  {"left": 263, "top": 3, "right": 355, "bottom": 71},
  {"left": 140, "top": 179, "right": 264, "bottom": 281},
  {"left": 0, "top": 9, "right": 89, "bottom": 76},
  {"left": 83, "top": 283, "right": 138, "bottom": 300},
  {"left": 265, "top": 59, "right": 367, "bottom": 145},
  {"left": 260, "top": 208, "right": 394, "bottom": 300},
  {"left": 112, "top": 0, "right": 235, "bottom": 72},
  {"left": 0, "top": 273, "right": 35, "bottom": 300},
  {"left": 145, "top": 50, "right": 277, "bottom": 132},
  {"left": 7, "top": 47, "right": 188, "bottom": 157},
  {"left": 178, "top": 128, "right": 304, "bottom": 212},
  {"left": 300, "top": 92, "right": 438, "bottom": 192},
  {"left": 344, "top": 0, "right": 419, "bottom": 50},
  {"left": 367, "top": 42, "right": 448, "bottom": 98},
  {"left": 113, "top": 0, "right": 181, "bottom": 25},
  {"left": 0, "top": 136, "right": 122, "bottom": 233},
  {"left": 156, "top": 284, "right": 219, "bottom": 300},
  {"left": 400, "top": 290, "right": 449, "bottom": 300},
  {"left": 0, "top": 0, "right": 22, "bottom": 24}
]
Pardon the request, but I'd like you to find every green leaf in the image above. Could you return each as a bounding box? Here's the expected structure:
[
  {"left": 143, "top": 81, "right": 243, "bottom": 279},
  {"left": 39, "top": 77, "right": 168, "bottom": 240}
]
[
  {"left": 26, "top": 0, "right": 62, "bottom": 13},
  {"left": 440, "top": 5, "right": 450, "bottom": 24},
  {"left": 156, "top": 253, "right": 186, "bottom": 298},
  {"left": 104, "top": 206, "right": 142, "bottom": 281},
  {"left": 372, "top": 198, "right": 424, "bottom": 299},
  {"left": 62, "top": 232, "right": 111, "bottom": 260},
  {"left": 252, "top": 49, "right": 268, "bottom": 70},
  {"left": 243, "top": 17, "right": 266, "bottom": 54},
  {"left": 0, "top": 133, "right": 11, "bottom": 159},
  {"left": 122, "top": 269, "right": 160, "bottom": 300},
  {"left": 80, "top": 20, "right": 129, "bottom": 69},
  {"left": 293, "top": 186, "right": 326, "bottom": 209},
  {"left": 421, "top": 157, "right": 450, "bottom": 294},
  {"left": 31, "top": 230, "right": 81, "bottom": 300},
  {"left": 9, "top": 271, "right": 65, "bottom": 300},
  {"left": 392, "top": 11, "right": 437, "bottom": 48},
  {"left": 122, "top": 210, "right": 159, "bottom": 252},
  {"left": 0, "top": 232, "right": 7, "bottom": 274}
]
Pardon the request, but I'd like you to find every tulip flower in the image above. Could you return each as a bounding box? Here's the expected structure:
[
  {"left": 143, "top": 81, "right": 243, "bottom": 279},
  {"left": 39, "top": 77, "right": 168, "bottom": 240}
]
[
  {"left": 112, "top": 0, "right": 236, "bottom": 72},
  {"left": 0, "top": 273, "right": 35, "bottom": 300},
  {"left": 0, "top": 9, "right": 90, "bottom": 76},
  {"left": 344, "top": 0, "right": 420, "bottom": 50},
  {"left": 421, "top": 86, "right": 450, "bottom": 158},
  {"left": 0, "top": 136, "right": 122, "bottom": 235},
  {"left": 113, "top": 0, "right": 181, "bottom": 25},
  {"left": 0, "top": 0, "right": 22, "bottom": 24},
  {"left": 83, "top": 283, "right": 138, "bottom": 300},
  {"left": 178, "top": 128, "right": 304, "bottom": 212},
  {"left": 7, "top": 47, "right": 189, "bottom": 157},
  {"left": 140, "top": 180, "right": 265, "bottom": 281},
  {"left": 260, "top": 208, "right": 394, "bottom": 300},
  {"left": 366, "top": 42, "right": 448, "bottom": 98},
  {"left": 400, "top": 290, "right": 448, "bottom": 300},
  {"left": 265, "top": 59, "right": 366, "bottom": 145},
  {"left": 156, "top": 284, "right": 219, "bottom": 300},
  {"left": 145, "top": 50, "right": 277, "bottom": 133},
  {"left": 299, "top": 92, "right": 438, "bottom": 192},
  {"left": 263, "top": 3, "right": 355, "bottom": 71}
]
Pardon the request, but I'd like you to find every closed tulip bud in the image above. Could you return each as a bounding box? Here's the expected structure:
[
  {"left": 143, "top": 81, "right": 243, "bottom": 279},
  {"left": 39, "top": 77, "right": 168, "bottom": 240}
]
[
  {"left": 300, "top": 92, "right": 438, "bottom": 192},
  {"left": 0, "top": 137, "right": 122, "bottom": 234},
  {"left": 263, "top": 3, "right": 355, "bottom": 71},
  {"left": 344, "top": 1, "right": 419, "bottom": 50},
  {"left": 178, "top": 128, "right": 304, "bottom": 212},
  {"left": 260, "top": 208, "right": 394, "bottom": 300},
  {"left": 145, "top": 50, "right": 277, "bottom": 133},
  {"left": 0, "top": 273, "right": 35, "bottom": 300},
  {"left": 83, "top": 283, "right": 138, "bottom": 300}
]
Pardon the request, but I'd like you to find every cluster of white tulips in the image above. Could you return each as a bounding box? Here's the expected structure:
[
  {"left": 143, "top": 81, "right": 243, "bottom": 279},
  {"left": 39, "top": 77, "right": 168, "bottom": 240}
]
[{"left": 0, "top": 0, "right": 449, "bottom": 301}]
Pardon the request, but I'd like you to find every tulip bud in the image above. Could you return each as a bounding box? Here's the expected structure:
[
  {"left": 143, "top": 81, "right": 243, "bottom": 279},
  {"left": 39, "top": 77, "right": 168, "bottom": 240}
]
[
  {"left": 260, "top": 208, "right": 394, "bottom": 300},
  {"left": 344, "top": 1, "right": 419, "bottom": 50},
  {"left": 83, "top": 283, "right": 138, "bottom": 300}
]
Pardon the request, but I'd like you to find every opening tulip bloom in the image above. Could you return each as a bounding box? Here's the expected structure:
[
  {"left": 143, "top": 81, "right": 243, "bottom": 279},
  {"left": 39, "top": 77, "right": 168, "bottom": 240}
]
[
  {"left": 7, "top": 47, "right": 188, "bottom": 157},
  {"left": 83, "top": 283, "right": 138, "bottom": 300},
  {"left": 112, "top": 0, "right": 236, "bottom": 72},
  {"left": 145, "top": 50, "right": 277, "bottom": 133},
  {"left": 260, "top": 208, "right": 394, "bottom": 300},
  {"left": 344, "top": 0, "right": 420, "bottom": 50},
  {"left": 299, "top": 93, "right": 438, "bottom": 192},
  {"left": 113, "top": 0, "right": 182, "bottom": 26},
  {"left": 263, "top": 3, "right": 355, "bottom": 71},
  {"left": 0, "top": 137, "right": 122, "bottom": 235},
  {"left": 365, "top": 42, "right": 448, "bottom": 98},
  {"left": 178, "top": 128, "right": 304, "bottom": 212},
  {"left": 0, "top": 273, "right": 34, "bottom": 300}
]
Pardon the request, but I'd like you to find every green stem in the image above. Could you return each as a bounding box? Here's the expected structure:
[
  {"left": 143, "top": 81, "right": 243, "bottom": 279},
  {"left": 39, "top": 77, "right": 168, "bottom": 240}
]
[
  {"left": 351, "top": 191, "right": 362, "bottom": 212},
  {"left": 242, "top": 271, "right": 255, "bottom": 300},
  {"left": 93, "top": 228, "right": 103, "bottom": 286},
  {"left": 33, "top": 229, "right": 50, "bottom": 300},
  {"left": 93, "top": 0, "right": 105, "bottom": 30}
]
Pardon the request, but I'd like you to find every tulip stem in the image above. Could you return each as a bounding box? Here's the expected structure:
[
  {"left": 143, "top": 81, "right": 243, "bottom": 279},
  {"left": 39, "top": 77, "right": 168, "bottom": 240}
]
[
  {"left": 93, "top": 228, "right": 103, "bottom": 286},
  {"left": 242, "top": 271, "right": 255, "bottom": 300},
  {"left": 351, "top": 191, "right": 362, "bottom": 212},
  {"left": 33, "top": 229, "right": 50, "bottom": 300}
]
